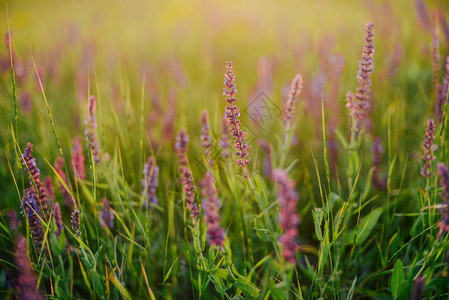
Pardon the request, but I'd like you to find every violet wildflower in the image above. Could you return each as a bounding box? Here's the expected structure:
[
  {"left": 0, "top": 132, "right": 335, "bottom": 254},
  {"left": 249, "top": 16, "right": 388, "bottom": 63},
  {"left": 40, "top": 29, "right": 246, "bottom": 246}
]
[
  {"left": 431, "top": 30, "right": 441, "bottom": 102},
  {"left": 219, "top": 116, "right": 231, "bottom": 159},
  {"left": 20, "top": 91, "right": 32, "bottom": 114},
  {"left": 180, "top": 167, "right": 199, "bottom": 220},
  {"left": 44, "top": 175, "right": 55, "bottom": 201},
  {"left": 283, "top": 74, "right": 304, "bottom": 130},
  {"left": 414, "top": 0, "right": 431, "bottom": 31},
  {"left": 200, "top": 110, "right": 214, "bottom": 167},
  {"left": 8, "top": 209, "right": 18, "bottom": 231},
  {"left": 201, "top": 171, "right": 225, "bottom": 247},
  {"left": 4, "top": 31, "right": 27, "bottom": 84},
  {"left": 346, "top": 23, "right": 375, "bottom": 135},
  {"left": 21, "top": 143, "right": 50, "bottom": 218},
  {"left": 54, "top": 157, "right": 74, "bottom": 207},
  {"left": 436, "top": 57, "right": 449, "bottom": 124},
  {"left": 223, "top": 61, "right": 251, "bottom": 173},
  {"left": 33, "top": 65, "right": 45, "bottom": 92},
  {"left": 258, "top": 139, "right": 273, "bottom": 179},
  {"left": 438, "top": 163, "right": 449, "bottom": 238},
  {"left": 411, "top": 276, "right": 425, "bottom": 300},
  {"left": 175, "top": 129, "right": 189, "bottom": 167},
  {"left": 71, "top": 209, "right": 81, "bottom": 237},
  {"left": 53, "top": 202, "right": 64, "bottom": 238},
  {"left": 421, "top": 119, "right": 436, "bottom": 177},
  {"left": 72, "top": 136, "right": 86, "bottom": 180},
  {"left": 273, "top": 168, "right": 300, "bottom": 264},
  {"left": 142, "top": 156, "right": 159, "bottom": 209},
  {"left": 439, "top": 12, "right": 449, "bottom": 46},
  {"left": 371, "top": 136, "right": 387, "bottom": 191},
  {"left": 99, "top": 198, "right": 114, "bottom": 229},
  {"left": 15, "top": 237, "right": 44, "bottom": 300},
  {"left": 175, "top": 130, "right": 199, "bottom": 220},
  {"left": 22, "top": 188, "right": 44, "bottom": 253},
  {"left": 85, "top": 95, "right": 101, "bottom": 163}
]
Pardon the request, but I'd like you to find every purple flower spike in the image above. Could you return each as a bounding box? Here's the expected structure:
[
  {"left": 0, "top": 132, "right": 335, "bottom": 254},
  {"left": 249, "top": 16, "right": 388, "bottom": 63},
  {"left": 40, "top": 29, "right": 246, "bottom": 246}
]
[
  {"left": 21, "top": 143, "right": 50, "bottom": 218},
  {"left": 72, "top": 136, "right": 86, "bottom": 180},
  {"left": 223, "top": 61, "right": 250, "bottom": 172},
  {"left": 99, "top": 198, "right": 114, "bottom": 229},
  {"left": 175, "top": 129, "right": 199, "bottom": 220},
  {"left": 273, "top": 168, "right": 300, "bottom": 264},
  {"left": 438, "top": 163, "right": 449, "bottom": 238},
  {"left": 421, "top": 119, "right": 436, "bottom": 177},
  {"left": 142, "top": 156, "right": 159, "bottom": 209},
  {"left": 201, "top": 171, "right": 225, "bottom": 248},
  {"left": 85, "top": 95, "right": 101, "bottom": 164}
]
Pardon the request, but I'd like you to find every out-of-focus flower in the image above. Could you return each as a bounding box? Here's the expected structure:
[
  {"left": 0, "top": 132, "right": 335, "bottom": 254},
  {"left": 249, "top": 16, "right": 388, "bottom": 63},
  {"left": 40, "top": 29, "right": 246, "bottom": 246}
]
[
  {"left": 99, "top": 198, "right": 114, "bottom": 229},
  {"left": 15, "top": 237, "right": 44, "bottom": 300},
  {"left": 175, "top": 129, "right": 199, "bottom": 220},
  {"left": 283, "top": 74, "right": 303, "bottom": 130},
  {"left": 437, "top": 163, "right": 449, "bottom": 238},
  {"left": 421, "top": 119, "right": 436, "bottom": 177},
  {"left": 85, "top": 95, "right": 101, "bottom": 164},
  {"left": 200, "top": 110, "right": 214, "bottom": 167},
  {"left": 371, "top": 136, "right": 387, "bottom": 191},
  {"left": 72, "top": 136, "right": 86, "bottom": 180},
  {"left": 219, "top": 116, "right": 231, "bottom": 159},
  {"left": 54, "top": 157, "right": 74, "bottom": 207},
  {"left": 142, "top": 156, "right": 159, "bottom": 209},
  {"left": 201, "top": 171, "right": 225, "bottom": 247},
  {"left": 53, "top": 202, "right": 64, "bottom": 238},
  {"left": 258, "top": 139, "right": 273, "bottom": 179},
  {"left": 273, "top": 168, "right": 300, "bottom": 264}
]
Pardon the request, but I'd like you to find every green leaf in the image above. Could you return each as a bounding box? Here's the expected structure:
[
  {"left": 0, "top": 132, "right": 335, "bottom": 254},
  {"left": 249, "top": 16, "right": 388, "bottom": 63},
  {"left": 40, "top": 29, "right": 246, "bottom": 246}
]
[
  {"left": 312, "top": 208, "right": 324, "bottom": 241},
  {"left": 390, "top": 259, "right": 405, "bottom": 299},
  {"left": 346, "top": 276, "right": 357, "bottom": 300},
  {"left": 345, "top": 208, "right": 383, "bottom": 245}
]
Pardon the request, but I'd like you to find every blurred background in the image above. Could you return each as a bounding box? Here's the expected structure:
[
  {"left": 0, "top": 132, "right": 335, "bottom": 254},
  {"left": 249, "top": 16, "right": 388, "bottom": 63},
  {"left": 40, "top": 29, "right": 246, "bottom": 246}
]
[{"left": 1, "top": 0, "right": 447, "bottom": 210}]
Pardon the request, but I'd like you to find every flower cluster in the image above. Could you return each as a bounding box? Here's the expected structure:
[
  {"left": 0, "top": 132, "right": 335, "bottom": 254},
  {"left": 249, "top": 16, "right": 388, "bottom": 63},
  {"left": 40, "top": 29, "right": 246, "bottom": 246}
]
[
  {"left": 436, "top": 57, "right": 449, "bottom": 124},
  {"left": 53, "top": 202, "right": 64, "bottom": 238},
  {"left": 142, "top": 156, "right": 159, "bottom": 209},
  {"left": 421, "top": 119, "right": 436, "bottom": 177},
  {"left": 371, "top": 136, "right": 387, "bottom": 191},
  {"left": 175, "top": 129, "right": 189, "bottom": 167},
  {"left": 273, "top": 168, "right": 300, "bottom": 264},
  {"left": 175, "top": 130, "right": 199, "bottom": 220},
  {"left": 258, "top": 139, "right": 273, "bottom": 179},
  {"left": 54, "top": 157, "right": 74, "bottom": 207},
  {"left": 200, "top": 110, "right": 214, "bottom": 167},
  {"left": 346, "top": 23, "right": 375, "bottom": 133},
  {"left": 22, "top": 188, "right": 44, "bottom": 253},
  {"left": 21, "top": 143, "right": 50, "bottom": 218},
  {"left": 15, "top": 237, "right": 44, "bottom": 300},
  {"left": 85, "top": 95, "right": 101, "bottom": 163},
  {"left": 218, "top": 116, "right": 231, "bottom": 159},
  {"left": 71, "top": 209, "right": 81, "bottom": 237},
  {"left": 223, "top": 61, "right": 250, "bottom": 171},
  {"left": 44, "top": 176, "right": 55, "bottom": 201},
  {"left": 99, "top": 198, "right": 114, "bottom": 229},
  {"left": 72, "top": 136, "right": 86, "bottom": 180},
  {"left": 283, "top": 74, "right": 304, "bottom": 129},
  {"left": 201, "top": 171, "right": 225, "bottom": 247},
  {"left": 438, "top": 163, "right": 449, "bottom": 238},
  {"left": 8, "top": 210, "right": 18, "bottom": 231}
]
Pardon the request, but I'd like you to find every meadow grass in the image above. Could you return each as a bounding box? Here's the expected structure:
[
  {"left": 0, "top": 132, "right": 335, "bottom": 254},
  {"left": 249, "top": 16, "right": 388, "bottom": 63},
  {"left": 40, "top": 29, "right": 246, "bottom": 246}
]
[{"left": 1, "top": 0, "right": 449, "bottom": 299}]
